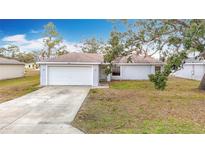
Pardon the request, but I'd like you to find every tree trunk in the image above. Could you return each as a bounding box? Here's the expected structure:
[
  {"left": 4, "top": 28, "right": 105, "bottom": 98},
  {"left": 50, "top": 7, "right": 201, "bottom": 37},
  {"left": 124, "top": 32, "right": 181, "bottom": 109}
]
[{"left": 199, "top": 73, "right": 205, "bottom": 90}]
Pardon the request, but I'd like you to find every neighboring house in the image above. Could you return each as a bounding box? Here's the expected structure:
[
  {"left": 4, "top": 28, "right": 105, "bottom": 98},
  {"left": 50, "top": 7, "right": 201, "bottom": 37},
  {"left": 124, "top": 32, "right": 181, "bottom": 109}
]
[
  {"left": 25, "top": 63, "right": 39, "bottom": 70},
  {"left": 0, "top": 57, "right": 25, "bottom": 80},
  {"left": 37, "top": 52, "right": 163, "bottom": 86},
  {"left": 173, "top": 58, "right": 205, "bottom": 80}
]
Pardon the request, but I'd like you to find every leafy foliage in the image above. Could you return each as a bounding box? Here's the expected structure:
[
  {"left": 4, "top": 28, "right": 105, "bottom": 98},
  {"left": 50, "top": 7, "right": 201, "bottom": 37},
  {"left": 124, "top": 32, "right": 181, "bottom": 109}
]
[
  {"left": 149, "top": 51, "right": 188, "bottom": 90},
  {"left": 0, "top": 45, "right": 37, "bottom": 63},
  {"left": 149, "top": 72, "right": 167, "bottom": 90},
  {"left": 7, "top": 45, "right": 20, "bottom": 58},
  {"left": 124, "top": 20, "right": 205, "bottom": 90},
  {"left": 16, "top": 51, "right": 39, "bottom": 63},
  {"left": 82, "top": 38, "right": 103, "bottom": 53},
  {"left": 0, "top": 45, "right": 20, "bottom": 58},
  {"left": 56, "top": 45, "right": 69, "bottom": 56},
  {"left": 0, "top": 44, "right": 40, "bottom": 63},
  {"left": 104, "top": 31, "right": 124, "bottom": 75},
  {"left": 42, "top": 22, "right": 63, "bottom": 58}
]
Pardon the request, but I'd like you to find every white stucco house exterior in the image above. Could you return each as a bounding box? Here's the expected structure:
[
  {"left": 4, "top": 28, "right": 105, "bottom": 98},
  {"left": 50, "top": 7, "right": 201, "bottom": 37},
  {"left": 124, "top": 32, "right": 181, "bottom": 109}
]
[
  {"left": 0, "top": 57, "right": 25, "bottom": 80},
  {"left": 37, "top": 52, "right": 163, "bottom": 86},
  {"left": 173, "top": 58, "right": 205, "bottom": 80}
]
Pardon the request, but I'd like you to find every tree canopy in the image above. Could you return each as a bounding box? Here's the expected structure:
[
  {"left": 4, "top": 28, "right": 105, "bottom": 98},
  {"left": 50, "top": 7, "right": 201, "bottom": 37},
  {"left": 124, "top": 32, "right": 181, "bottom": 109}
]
[
  {"left": 119, "top": 19, "right": 205, "bottom": 90},
  {"left": 103, "top": 20, "right": 205, "bottom": 90},
  {"left": 104, "top": 31, "right": 124, "bottom": 75},
  {"left": 81, "top": 38, "right": 103, "bottom": 53},
  {"left": 16, "top": 51, "right": 40, "bottom": 63},
  {"left": 0, "top": 45, "right": 40, "bottom": 63},
  {"left": 0, "top": 45, "right": 20, "bottom": 58},
  {"left": 42, "top": 22, "right": 63, "bottom": 58}
]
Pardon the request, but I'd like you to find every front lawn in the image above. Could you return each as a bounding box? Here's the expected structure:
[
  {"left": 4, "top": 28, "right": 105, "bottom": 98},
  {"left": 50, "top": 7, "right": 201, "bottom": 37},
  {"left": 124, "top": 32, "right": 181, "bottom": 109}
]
[
  {"left": 0, "top": 70, "right": 40, "bottom": 103},
  {"left": 73, "top": 77, "right": 205, "bottom": 133}
]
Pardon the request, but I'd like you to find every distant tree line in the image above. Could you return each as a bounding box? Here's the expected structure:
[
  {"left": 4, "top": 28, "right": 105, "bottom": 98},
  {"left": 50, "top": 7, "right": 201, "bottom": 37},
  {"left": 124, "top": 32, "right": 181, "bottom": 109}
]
[{"left": 0, "top": 45, "right": 39, "bottom": 63}]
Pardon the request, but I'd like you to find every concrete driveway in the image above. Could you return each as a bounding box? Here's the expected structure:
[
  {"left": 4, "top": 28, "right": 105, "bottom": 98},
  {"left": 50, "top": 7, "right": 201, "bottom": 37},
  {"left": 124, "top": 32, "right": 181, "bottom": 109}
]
[{"left": 0, "top": 86, "right": 90, "bottom": 134}]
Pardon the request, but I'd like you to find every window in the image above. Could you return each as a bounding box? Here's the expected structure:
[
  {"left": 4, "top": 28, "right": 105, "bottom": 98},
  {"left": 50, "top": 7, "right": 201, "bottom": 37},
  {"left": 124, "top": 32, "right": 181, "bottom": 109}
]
[
  {"left": 112, "top": 65, "right": 120, "bottom": 76},
  {"left": 155, "top": 66, "right": 161, "bottom": 72}
]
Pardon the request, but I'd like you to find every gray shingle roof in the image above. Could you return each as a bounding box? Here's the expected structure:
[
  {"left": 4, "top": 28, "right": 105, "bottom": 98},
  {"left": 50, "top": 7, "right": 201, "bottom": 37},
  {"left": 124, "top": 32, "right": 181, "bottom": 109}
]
[
  {"left": 185, "top": 57, "right": 205, "bottom": 63},
  {"left": 43, "top": 52, "right": 104, "bottom": 63},
  {"left": 40, "top": 52, "right": 161, "bottom": 64},
  {"left": 113, "top": 54, "right": 162, "bottom": 64},
  {"left": 0, "top": 57, "right": 25, "bottom": 65}
]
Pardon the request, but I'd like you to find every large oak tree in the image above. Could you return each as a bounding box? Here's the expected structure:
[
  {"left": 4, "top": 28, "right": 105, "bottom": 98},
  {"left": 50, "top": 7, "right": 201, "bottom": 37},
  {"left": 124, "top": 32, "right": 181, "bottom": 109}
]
[{"left": 123, "top": 19, "right": 205, "bottom": 90}]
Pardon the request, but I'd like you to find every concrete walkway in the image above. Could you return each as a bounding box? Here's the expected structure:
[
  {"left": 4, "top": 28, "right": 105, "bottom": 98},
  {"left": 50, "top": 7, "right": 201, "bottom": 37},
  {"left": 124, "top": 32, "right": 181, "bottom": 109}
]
[{"left": 0, "top": 86, "right": 90, "bottom": 134}]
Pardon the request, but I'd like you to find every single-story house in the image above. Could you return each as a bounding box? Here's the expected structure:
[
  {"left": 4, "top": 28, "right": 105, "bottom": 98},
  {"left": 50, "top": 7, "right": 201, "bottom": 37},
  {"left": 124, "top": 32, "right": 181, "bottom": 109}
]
[
  {"left": 0, "top": 57, "right": 25, "bottom": 80},
  {"left": 25, "top": 63, "right": 39, "bottom": 70},
  {"left": 173, "top": 58, "right": 205, "bottom": 80},
  {"left": 37, "top": 52, "right": 163, "bottom": 86}
]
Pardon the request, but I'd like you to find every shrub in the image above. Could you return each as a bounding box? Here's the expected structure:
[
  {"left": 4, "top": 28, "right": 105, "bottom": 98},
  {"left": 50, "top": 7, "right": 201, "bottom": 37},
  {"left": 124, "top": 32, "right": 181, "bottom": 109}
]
[{"left": 149, "top": 72, "right": 168, "bottom": 90}]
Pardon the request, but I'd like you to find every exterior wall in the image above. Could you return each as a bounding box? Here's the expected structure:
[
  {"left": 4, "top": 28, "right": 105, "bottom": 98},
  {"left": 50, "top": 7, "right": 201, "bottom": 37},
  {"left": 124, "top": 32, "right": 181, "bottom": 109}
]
[
  {"left": 150, "top": 65, "right": 155, "bottom": 74},
  {"left": 40, "top": 64, "right": 99, "bottom": 86},
  {"left": 39, "top": 63, "right": 162, "bottom": 85},
  {"left": 120, "top": 65, "right": 154, "bottom": 80},
  {"left": 99, "top": 65, "right": 107, "bottom": 81},
  {"left": 112, "top": 75, "right": 121, "bottom": 80},
  {"left": 173, "top": 63, "right": 205, "bottom": 80},
  {"left": 40, "top": 65, "right": 47, "bottom": 86},
  {"left": 0, "top": 64, "right": 25, "bottom": 80},
  {"left": 92, "top": 65, "right": 99, "bottom": 86}
]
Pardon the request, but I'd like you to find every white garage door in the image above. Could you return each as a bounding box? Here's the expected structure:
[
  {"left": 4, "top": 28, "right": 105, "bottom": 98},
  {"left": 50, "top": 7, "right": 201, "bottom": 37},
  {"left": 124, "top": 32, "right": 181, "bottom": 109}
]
[
  {"left": 122, "top": 65, "right": 151, "bottom": 80},
  {"left": 48, "top": 66, "right": 93, "bottom": 85}
]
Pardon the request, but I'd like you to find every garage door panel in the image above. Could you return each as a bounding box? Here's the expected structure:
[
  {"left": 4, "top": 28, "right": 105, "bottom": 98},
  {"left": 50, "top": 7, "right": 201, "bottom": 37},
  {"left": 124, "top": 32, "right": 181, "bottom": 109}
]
[
  {"left": 48, "top": 66, "right": 93, "bottom": 85},
  {"left": 122, "top": 65, "right": 151, "bottom": 80}
]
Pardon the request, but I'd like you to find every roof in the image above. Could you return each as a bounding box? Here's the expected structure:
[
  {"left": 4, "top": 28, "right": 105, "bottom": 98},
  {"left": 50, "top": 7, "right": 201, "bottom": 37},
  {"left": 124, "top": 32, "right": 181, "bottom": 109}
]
[
  {"left": 185, "top": 57, "right": 205, "bottom": 63},
  {"left": 0, "top": 57, "right": 25, "bottom": 65},
  {"left": 113, "top": 54, "right": 162, "bottom": 64},
  {"left": 39, "top": 52, "right": 162, "bottom": 64},
  {"left": 41, "top": 52, "right": 104, "bottom": 63}
]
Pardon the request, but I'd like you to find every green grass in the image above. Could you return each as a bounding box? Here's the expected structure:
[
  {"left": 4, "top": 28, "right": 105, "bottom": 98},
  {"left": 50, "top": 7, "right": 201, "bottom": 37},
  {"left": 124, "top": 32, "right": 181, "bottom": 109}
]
[
  {"left": 73, "top": 77, "right": 205, "bottom": 134},
  {"left": 0, "top": 70, "right": 40, "bottom": 103}
]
